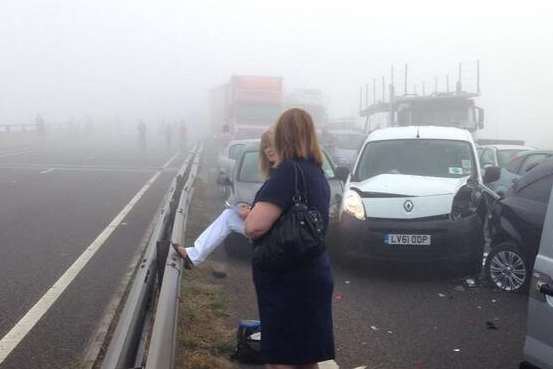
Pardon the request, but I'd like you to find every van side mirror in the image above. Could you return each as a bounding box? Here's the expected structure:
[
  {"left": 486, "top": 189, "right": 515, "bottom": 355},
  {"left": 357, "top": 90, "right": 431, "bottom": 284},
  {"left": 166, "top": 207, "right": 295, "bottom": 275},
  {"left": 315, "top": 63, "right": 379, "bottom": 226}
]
[
  {"left": 334, "top": 166, "right": 350, "bottom": 182},
  {"left": 483, "top": 166, "right": 501, "bottom": 184}
]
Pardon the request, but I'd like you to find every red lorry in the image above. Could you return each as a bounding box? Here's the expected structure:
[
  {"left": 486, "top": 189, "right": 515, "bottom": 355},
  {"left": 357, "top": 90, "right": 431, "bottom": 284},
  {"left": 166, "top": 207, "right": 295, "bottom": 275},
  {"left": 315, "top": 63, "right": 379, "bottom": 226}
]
[{"left": 209, "top": 75, "right": 283, "bottom": 139}]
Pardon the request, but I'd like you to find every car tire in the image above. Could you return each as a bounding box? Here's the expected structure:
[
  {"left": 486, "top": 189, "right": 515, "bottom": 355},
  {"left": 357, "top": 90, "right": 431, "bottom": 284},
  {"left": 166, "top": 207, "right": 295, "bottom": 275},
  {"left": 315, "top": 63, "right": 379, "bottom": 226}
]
[{"left": 485, "top": 242, "right": 530, "bottom": 293}]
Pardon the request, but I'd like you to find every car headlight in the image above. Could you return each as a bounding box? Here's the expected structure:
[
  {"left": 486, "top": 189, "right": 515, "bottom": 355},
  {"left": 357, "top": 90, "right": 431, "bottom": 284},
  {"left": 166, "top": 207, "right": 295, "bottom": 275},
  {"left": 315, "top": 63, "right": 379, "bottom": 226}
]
[{"left": 342, "top": 190, "right": 366, "bottom": 221}]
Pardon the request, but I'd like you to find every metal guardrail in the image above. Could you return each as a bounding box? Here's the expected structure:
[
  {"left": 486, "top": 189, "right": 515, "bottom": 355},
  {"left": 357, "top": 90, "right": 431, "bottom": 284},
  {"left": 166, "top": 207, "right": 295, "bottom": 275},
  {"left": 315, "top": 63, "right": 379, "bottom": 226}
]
[
  {"left": 99, "top": 144, "right": 202, "bottom": 369},
  {"left": 145, "top": 146, "right": 202, "bottom": 369}
]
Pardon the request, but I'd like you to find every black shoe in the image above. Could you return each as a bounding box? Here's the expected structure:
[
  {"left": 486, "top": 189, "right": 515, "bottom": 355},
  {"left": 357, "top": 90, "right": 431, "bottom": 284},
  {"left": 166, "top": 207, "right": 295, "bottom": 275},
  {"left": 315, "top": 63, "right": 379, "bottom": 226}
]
[{"left": 172, "top": 243, "right": 194, "bottom": 270}]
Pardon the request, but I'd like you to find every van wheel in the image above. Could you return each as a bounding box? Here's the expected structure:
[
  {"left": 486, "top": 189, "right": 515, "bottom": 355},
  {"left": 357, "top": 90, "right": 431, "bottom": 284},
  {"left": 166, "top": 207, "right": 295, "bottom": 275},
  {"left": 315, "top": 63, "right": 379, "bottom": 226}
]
[{"left": 485, "top": 242, "right": 530, "bottom": 292}]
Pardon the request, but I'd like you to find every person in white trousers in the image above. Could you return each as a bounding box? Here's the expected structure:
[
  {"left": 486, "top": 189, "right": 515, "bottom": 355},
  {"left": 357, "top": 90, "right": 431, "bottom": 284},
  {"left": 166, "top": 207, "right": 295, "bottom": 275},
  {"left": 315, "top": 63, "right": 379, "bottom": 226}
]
[{"left": 173, "top": 129, "right": 278, "bottom": 267}]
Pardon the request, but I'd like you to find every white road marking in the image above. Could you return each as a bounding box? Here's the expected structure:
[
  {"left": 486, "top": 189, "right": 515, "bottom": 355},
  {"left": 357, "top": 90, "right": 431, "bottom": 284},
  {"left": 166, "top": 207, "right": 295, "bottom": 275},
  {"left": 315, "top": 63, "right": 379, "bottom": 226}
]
[
  {"left": 0, "top": 163, "right": 166, "bottom": 364},
  {"left": 0, "top": 165, "right": 169, "bottom": 174},
  {"left": 319, "top": 360, "right": 340, "bottom": 369},
  {"left": 0, "top": 152, "right": 180, "bottom": 174},
  {"left": 0, "top": 150, "right": 32, "bottom": 158},
  {"left": 162, "top": 152, "right": 179, "bottom": 169}
]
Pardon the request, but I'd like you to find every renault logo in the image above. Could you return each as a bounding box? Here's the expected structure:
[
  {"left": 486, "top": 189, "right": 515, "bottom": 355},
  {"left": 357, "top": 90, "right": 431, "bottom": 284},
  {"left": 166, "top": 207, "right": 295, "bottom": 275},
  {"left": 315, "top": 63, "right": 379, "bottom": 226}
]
[{"left": 403, "top": 200, "right": 414, "bottom": 212}]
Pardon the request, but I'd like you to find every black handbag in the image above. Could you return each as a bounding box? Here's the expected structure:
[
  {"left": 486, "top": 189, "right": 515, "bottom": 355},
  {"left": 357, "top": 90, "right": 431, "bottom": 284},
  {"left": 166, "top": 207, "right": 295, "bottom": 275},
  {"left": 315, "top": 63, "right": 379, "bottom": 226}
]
[{"left": 252, "top": 161, "right": 326, "bottom": 272}]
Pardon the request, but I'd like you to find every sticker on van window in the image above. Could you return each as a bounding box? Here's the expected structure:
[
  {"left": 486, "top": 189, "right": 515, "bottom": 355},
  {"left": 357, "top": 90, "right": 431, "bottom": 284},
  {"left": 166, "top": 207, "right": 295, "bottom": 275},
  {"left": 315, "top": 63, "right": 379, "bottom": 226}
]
[
  {"left": 449, "top": 167, "right": 464, "bottom": 175},
  {"left": 462, "top": 160, "right": 472, "bottom": 169}
]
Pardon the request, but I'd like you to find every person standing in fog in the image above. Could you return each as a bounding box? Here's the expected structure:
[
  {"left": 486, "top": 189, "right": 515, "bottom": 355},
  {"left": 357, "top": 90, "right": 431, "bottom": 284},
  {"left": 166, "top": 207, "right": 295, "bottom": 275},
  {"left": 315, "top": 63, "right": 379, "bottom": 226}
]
[
  {"left": 164, "top": 122, "right": 172, "bottom": 149},
  {"left": 137, "top": 120, "right": 147, "bottom": 151},
  {"left": 244, "top": 108, "right": 335, "bottom": 369},
  {"left": 179, "top": 120, "right": 187, "bottom": 153},
  {"left": 35, "top": 114, "right": 45, "bottom": 136}
]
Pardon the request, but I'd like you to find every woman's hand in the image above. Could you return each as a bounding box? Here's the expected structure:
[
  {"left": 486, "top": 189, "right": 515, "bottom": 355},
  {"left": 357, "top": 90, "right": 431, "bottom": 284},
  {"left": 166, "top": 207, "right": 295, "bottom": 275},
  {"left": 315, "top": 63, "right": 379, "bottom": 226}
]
[{"left": 238, "top": 204, "right": 251, "bottom": 220}]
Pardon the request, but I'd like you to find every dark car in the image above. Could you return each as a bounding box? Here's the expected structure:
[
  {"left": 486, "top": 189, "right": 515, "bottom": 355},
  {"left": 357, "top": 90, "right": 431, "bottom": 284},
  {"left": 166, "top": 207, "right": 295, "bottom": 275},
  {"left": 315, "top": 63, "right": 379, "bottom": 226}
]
[
  {"left": 482, "top": 150, "right": 552, "bottom": 196},
  {"left": 484, "top": 158, "right": 553, "bottom": 292},
  {"left": 506, "top": 150, "right": 553, "bottom": 176},
  {"left": 219, "top": 142, "right": 348, "bottom": 256},
  {"left": 477, "top": 144, "right": 534, "bottom": 170}
]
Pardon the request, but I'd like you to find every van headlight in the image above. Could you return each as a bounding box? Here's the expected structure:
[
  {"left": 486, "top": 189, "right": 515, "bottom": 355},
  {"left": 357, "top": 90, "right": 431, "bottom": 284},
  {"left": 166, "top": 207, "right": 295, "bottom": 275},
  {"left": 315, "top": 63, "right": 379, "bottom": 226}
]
[{"left": 342, "top": 190, "right": 366, "bottom": 221}]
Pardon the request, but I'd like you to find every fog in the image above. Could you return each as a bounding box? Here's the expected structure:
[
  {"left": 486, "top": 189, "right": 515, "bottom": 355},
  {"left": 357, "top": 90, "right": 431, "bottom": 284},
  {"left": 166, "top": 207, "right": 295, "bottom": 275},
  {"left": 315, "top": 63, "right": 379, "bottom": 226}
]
[{"left": 1, "top": 0, "right": 552, "bottom": 147}]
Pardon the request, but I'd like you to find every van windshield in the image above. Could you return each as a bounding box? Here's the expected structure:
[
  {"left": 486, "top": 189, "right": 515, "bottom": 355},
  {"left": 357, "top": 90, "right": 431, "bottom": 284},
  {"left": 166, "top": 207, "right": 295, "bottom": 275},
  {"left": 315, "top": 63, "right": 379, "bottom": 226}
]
[{"left": 355, "top": 139, "right": 476, "bottom": 181}]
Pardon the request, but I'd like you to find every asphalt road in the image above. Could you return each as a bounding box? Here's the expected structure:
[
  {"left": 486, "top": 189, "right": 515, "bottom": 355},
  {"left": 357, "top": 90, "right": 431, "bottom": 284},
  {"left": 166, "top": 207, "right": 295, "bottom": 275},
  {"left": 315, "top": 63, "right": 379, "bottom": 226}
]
[
  {"left": 185, "top": 147, "right": 529, "bottom": 369},
  {"left": 0, "top": 130, "right": 186, "bottom": 369}
]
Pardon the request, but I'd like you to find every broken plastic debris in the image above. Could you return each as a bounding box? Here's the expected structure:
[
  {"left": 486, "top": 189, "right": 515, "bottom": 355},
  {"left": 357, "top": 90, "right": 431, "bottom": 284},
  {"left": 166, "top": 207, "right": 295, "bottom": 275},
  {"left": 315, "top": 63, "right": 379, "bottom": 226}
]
[
  {"left": 465, "top": 278, "right": 476, "bottom": 287},
  {"left": 370, "top": 326, "right": 379, "bottom": 331},
  {"left": 491, "top": 299, "right": 497, "bottom": 303},
  {"left": 249, "top": 332, "right": 261, "bottom": 340},
  {"left": 486, "top": 321, "right": 498, "bottom": 330},
  {"left": 438, "top": 293, "right": 446, "bottom": 297},
  {"left": 453, "top": 348, "right": 461, "bottom": 352},
  {"left": 345, "top": 280, "right": 351, "bottom": 285},
  {"left": 387, "top": 330, "right": 393, "bottom": 334}
]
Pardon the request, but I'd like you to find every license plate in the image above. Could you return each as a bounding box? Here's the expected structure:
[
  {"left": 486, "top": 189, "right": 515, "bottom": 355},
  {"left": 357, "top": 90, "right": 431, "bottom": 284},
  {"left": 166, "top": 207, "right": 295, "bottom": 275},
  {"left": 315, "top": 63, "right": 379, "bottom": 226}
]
[{"left": 385, "top": 234, "right": 431, "bottom": 246}]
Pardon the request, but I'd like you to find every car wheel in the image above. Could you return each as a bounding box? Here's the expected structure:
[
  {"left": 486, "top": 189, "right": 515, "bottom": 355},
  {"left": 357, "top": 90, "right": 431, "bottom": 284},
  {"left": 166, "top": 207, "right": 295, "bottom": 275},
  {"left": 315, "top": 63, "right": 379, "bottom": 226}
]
[{"left": 485, "top": 242, "right": 530, "bottom": 292}]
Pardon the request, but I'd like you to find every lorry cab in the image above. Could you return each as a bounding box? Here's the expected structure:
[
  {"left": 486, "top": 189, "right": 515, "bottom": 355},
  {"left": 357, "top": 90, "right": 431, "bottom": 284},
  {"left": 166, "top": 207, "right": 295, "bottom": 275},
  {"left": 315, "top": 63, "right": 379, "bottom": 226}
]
[{"left": 521, "top": 188, "right": 553, "bottom": 369}]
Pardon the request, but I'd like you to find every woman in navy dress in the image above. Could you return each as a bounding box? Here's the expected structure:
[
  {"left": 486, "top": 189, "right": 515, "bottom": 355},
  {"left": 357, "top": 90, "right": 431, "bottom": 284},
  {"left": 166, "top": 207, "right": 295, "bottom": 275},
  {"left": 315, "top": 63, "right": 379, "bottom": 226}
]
[{"left": 244, "top": 108, "right": 335, "bottom": 369}]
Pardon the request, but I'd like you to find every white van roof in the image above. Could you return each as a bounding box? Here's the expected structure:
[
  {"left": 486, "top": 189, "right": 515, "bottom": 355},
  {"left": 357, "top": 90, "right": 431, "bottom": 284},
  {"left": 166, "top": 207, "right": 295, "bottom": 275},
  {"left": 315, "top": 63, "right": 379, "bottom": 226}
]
[{"left": 367, "top": 126, "right": 474, "bottom": 143}]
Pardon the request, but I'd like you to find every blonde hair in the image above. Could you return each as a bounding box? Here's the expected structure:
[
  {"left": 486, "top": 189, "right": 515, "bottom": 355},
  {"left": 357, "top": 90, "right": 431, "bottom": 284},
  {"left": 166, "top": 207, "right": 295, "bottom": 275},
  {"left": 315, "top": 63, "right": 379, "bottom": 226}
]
[
  {"left": 259, "top": 128, "right": 275, "bottom": 178},
  {"left": 274, "top": 108, "right": 323, "bottom": 167}
]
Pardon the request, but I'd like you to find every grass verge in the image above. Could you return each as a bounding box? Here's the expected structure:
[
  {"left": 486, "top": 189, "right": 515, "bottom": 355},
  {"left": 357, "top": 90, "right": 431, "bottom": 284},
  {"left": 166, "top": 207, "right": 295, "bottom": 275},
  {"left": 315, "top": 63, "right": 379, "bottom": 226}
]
[
  {"left": 175, "top": 153, "right": 239, "bottom": 369},
  {"left": 176, "top": 265, "right": 237, "bottom": 369}
]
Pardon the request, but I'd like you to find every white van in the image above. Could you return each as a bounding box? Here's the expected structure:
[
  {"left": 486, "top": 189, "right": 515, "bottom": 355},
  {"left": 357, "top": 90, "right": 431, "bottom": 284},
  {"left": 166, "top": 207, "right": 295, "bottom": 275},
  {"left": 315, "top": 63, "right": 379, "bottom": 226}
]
[
  {"left": 521, "top": 189, "right": 553, "bottom": 369},
  {"left": 337, "top": 126, "right": 485, "bottom": 273}
]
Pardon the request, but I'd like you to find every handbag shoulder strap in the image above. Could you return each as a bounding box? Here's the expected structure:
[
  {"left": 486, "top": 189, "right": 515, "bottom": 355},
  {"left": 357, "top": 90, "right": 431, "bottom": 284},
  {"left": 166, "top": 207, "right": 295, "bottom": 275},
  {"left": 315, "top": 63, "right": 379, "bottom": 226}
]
[{"left": 291, "top": 160, "right": 309, "bottom": 205}]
